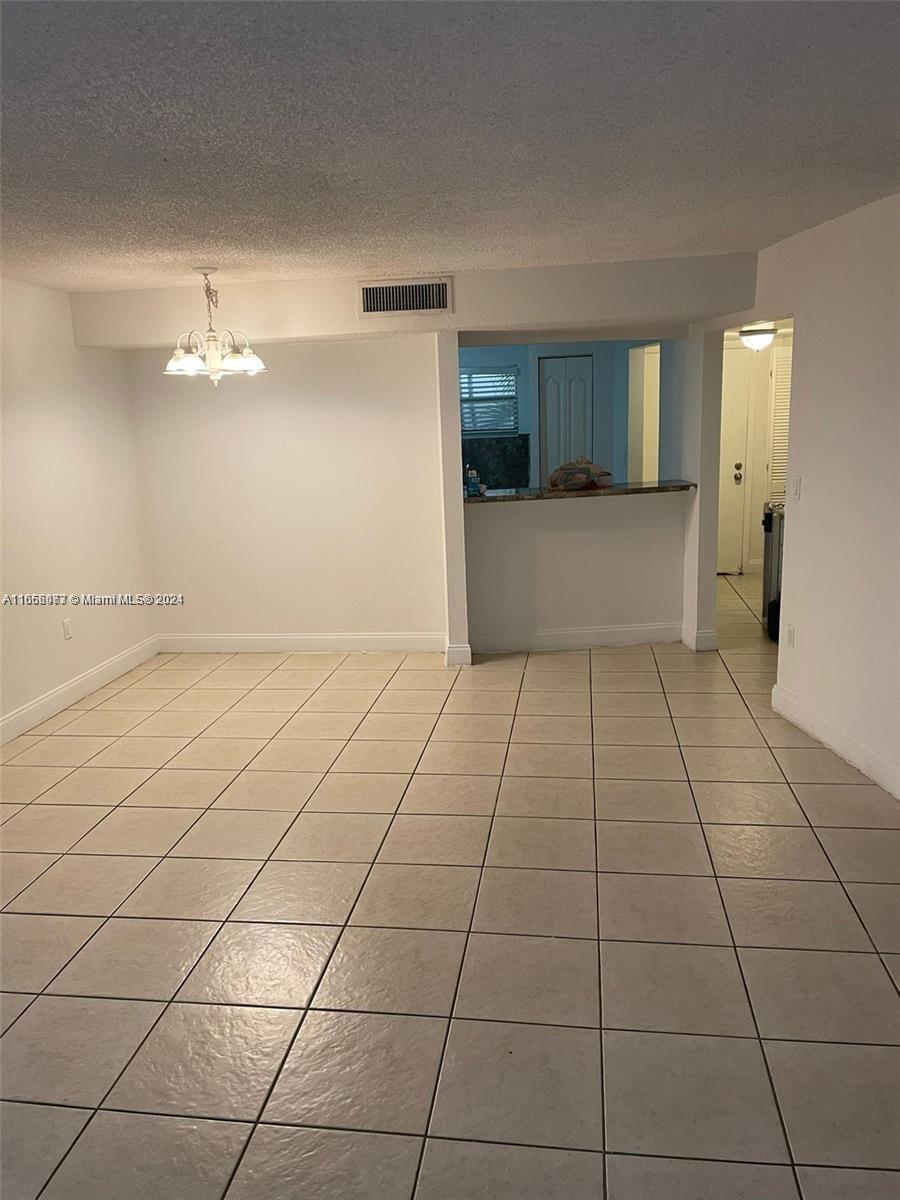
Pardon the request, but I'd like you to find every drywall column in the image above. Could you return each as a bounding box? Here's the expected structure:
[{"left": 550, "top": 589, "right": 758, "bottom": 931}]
[
  {"left": 434, "top": 330, "right": 472, "bottom": 665},
  {"left": 659, "top": 332, "right": 723, "bottom": 650}
]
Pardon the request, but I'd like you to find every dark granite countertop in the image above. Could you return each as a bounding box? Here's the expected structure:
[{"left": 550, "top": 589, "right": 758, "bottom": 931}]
[{"left": 464, "top": 479, "right": 697, "bottom": 504}]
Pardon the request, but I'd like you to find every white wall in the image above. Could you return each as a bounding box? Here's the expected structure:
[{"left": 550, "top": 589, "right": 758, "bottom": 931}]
[
  {"left": 755, "top": 195, "right": 900, "bottom": 794},
  {"left": 127, "top": 334, "right": 448, "bottom": 649},
  {"left": 464, "top": 493, "right": 688, "bottom": 651},
  {"left": 1, "top": 279, "right": 152, "bottom": 728}
]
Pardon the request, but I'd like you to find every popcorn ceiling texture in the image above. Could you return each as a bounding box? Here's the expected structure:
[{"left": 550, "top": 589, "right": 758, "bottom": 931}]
[{"left": 2, "top": 1, "right": 898, "bottom": 291}]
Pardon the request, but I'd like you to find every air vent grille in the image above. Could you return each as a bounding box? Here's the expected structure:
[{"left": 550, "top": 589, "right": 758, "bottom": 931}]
[{"left": 359, "top": 278, "right": 452, "bottom": 315}]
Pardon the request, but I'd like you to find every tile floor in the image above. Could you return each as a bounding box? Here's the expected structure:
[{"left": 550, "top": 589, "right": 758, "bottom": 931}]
[{"left": 1, "top": 578, "right": 898, "bottom": 1198}]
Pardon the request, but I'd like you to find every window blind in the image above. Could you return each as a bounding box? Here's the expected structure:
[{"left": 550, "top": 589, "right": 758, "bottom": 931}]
[
  {"left": 769, "top": 345, "right": 792, "bottom": 502},
  {"left": 459, "top": 368, "right": 519, "bottom": 436}
]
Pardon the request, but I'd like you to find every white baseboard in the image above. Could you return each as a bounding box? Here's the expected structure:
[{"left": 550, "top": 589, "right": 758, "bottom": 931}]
[
  {"left": 689, "top": 627, "right": 720, "bottom": 652},
  {"left": 471, "top": 621, "right": 684, "bottom": 653},
  {"left": 1, "top": 636, "right": 158, "bottom": 744},
  {"left": 445, "top": 643, "right": 472, "bottom": 667},
  {"left": 772, "top": 683, "right": 900, "bottom": 798},
  {"left": 156, "top": 632, "right": 447, "bottom": 653}
]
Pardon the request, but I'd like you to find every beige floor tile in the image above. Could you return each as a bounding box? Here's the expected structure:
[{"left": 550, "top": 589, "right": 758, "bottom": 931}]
[
  {"left": 451, "top": 670, "right": 521, "bottom": 692},
  {"left": 5, "top": 854, "right": 159, "bottom": 915},
  {"left": 267, "top": 669, "right": 336, "bottom": 690},
  {"left": 591, "top": 672, "right": 662, "bottom": 693},
  {"left": 795, "top": 783, "right": 900, "bottom": 828},
  {"left": 341, "top": 651, "right": 406, "bottom": 670},
  {"left": 1, "top": 765, "right": 73, "bottom": 804},
  {"left": 674, "top": 717, "right": 765, "bottom": 747},
  {"left": 692, "top": 781, "right": 807, "bottom": 824},
  {"left": 473, "top": 867, "right": 598, "bottom": 938},
  {"left": 377, "top": 814, "right": 491, "bottom": 866},
  {"left": 417, "top": 1141, "right": 604, "bottom": 1200},
  {"left": 666, "top": 692, "right": 751, "bottom": 717},
  {"left": 201, "top": 668, "right": 275, "bottom": 688},
  {"left": 280, "top": 652, "right": 347, "bottom": 670},
  {"left": 313, "top": 925, "right": 465, "bottom": 1016},
  {"left": 0, "top": 1102, "right": 91, "bottom": 1200},
  {"left": 126, "top": 711, "right": 219, "bottom": 737},
  {"left": 742, "top": 694, "right": 778, "bottom": 718},
  {"left": 399, "top": 774, "right": 498, "bottom": 816},
  {"left": 756, "top": 718, "right": 822, "bottom": 748},
  {"left": 661, "top": 673, "right": 737, "bottom": 694},
  {"left": 72, "top": 807, "right": 200, "bottom": 855},
  {"left": 456, "top": 932, "right": 599, "bottom": 1026},
  {"left": 274, "top": 812, "right": 391, "bottom": 862},
  {"left": 26, "top": 712, "right": 79, "bottom": 735},
  {"left": 263, "top": 1009, "right": 445, "bottom": 1134},
  {"left": 117, "top": 857, "right": 262, "bottom": 919},
  {"left": 8, "top": 736, "right": 115, "bottom": 768},
  {"left": 231, "top": 859, "right": 368, "bottom": 923},
  {"left": 35, "top": 767, "right": 154, "bottom": 807},
  {"left": 589, "top": 654, "right": 658, "bottom": 672},
  {"left": 505, "top": 743, "right": 592, "bottom": 779},
  {"left": 515, "top": 691, "right": 592, "bottom": 716},
  {"left": 682, "top": 746, "right": 783, "bottom": 782},
  {"left": 199, "top": 712, "right": 291, "bottom": 739},
  {"left": 304, "top": 772, "right": 410, "bottom": 813},
  {"left": 46, "top": 916, "right": 216, "bottom": 1001},
  {"left": 167, "top": 737, "right": 269, "bottom": 771},
  {"left": 719, "top": 652, "right": 778, "bottom": 672},
  {"left": 844, "top": 883, "right": 900, "bottom": 952},
  {"left": 816, "top": 828, "right": 900, "bottom": 883},
  {"left": 594, "top": 643, "right": 654, "bottom": 656},
  {"left": 590, "top": 693, "right": 670, "bottom": 717},
  {"left": 106, "top": 1001, "right": 299, "bottom": 1120},
  {"left": 231, "top": 688, "right": 312, "bottom": 711},
  {"left": 332, "top": 739, "right": 425, "bottom": 774},
  {"left": 97, "top": 689, "right": 182, "bottom": 711},
  {"left": 324, "top": 669, "right": 394, "bottom": 690},
  {"left": 0, "top": 803, "right": 25, "bottom": 822},
  {"left": 372, "top": 689, "right": 450, "bottom": 714},
  {"left": 301, "top": 688, "right": 381, "bottom": 712},
  {"left": 123, "top": 769, "right": 237, "bottom": 809},
  {"left": 386, "top": 670, "right": 458, "bottom": 692},
  {"left": 350, "top": 863, "right": 480, "bottom": 931},
  {"left": 128, "top": 669, "right": 209, "bottom": 690},
  {"left": 276, "top": 711, "right": 362, "bottom": 739},
  {"left": 594, "top": 746, "right": 686, "bottom": 780},
  {"left": 248, "top": 738, "right": 344, "bottom": 772},
  {"left": 70, "top": 687, "right": 125, "bottom": 710},
  {"left": 0, "top": 852, "right": 59, "bottom": 905},
  {"left": 601, "top": 941, "right": 755, "bottom": 1036},
  {"left": 654, "top": 653, "right": 726, "bottom": 673},
  {"left": 731, "top": 671, "right": 777, "bottom": 694},
  {"left": 353, "top": 712, "right": 438, "bottom": 741},
  {"left": 50, "top": 711, "right": 146, "bottom": 737},
  {"left": 165, "top": 653, "right": 235, "bottom": 670},
  {"left": 169, "top": 809, "right": 296, "bottom": 859},
  {"left": 487, "top": 816, "right": 595, "bottom": 870},
  {"left": 88, "top": 737, "right": 191, "bottom": 769},
  {"left": 526, "top": 650, "right": 590, "bottom": 671},
  {"left": 213, "top": 770, "right": 322, "bottom": 810},
  {"left": 512, "top": 715, "right": 591, "bottom": 744},
  {"left": 432, "top": 713, "right": 512, "bottom": 742},
  {"left": 468, "top": 652, "right": 528, "bottom": 669},
  {"left": 1, "top": 995, "right": 164, "bottom": 1106},
  {"left": 497, "top": 776, "right": 594, "bottom": 819},
  {"left": 430, "top": 1019, "right": 603, "bottom": 1150},
  {"left": 398, "top": 651, "right": 447, "bottom": 669},
  {"left": 595, "top": 779, "right": 697, "bottom": 822},
  {"left": 521, "top": 671, "right": 590, "bottom": 693},
  {"left": 162, "top": 689, "right": 249, "bottom": 712},
  {"left": 597, "top": 820, "right": 712, "bottom": 875},
  {"left": 0, "top": 804, "right": 112, "bottom": 852},
  {"left": 598, "top": 872, "right": 730, "bottom": 944},
  {"left": 417, "top": 741, "right": 507, "bottom": 776},
  {"left": 721, "top": 878, "right": 872, "bottom": 951},
  {"left": 178, "top": 922, "right": 339, "bottom": 1007},
  {"left": 773, "top": 748, "right": 871, "bottom": 785},
  {"left": 593, "top": 716, "right": 677, "bottom": 745},
  {"left": 1, "top": 737, "right": 47, "bottom": 764},
  {"left": 705, "top": 825, "right": 837, "bottom": 880},
  {"left": 0, "top": 913, "right": 103, "bottom": 991}
]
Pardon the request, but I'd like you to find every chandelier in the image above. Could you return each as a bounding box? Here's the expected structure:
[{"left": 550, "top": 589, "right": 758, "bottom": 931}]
[{"left": 164, "top": 269, "right": 267, "bottom": 385}]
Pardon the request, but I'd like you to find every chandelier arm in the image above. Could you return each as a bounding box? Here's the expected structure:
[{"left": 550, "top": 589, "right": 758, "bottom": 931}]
[{"left": 186, "top": 329, "right": 207, "bottom": 355}]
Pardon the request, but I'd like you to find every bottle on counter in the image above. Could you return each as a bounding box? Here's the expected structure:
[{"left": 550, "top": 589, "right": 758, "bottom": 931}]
[{"left": 464, "top": 465, "right": 481, "bottom": 497}]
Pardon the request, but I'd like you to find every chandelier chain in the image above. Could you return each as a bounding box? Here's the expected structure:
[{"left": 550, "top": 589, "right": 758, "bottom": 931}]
[{"left": 202, "top": 272, "right": 219, "bottom": 329}]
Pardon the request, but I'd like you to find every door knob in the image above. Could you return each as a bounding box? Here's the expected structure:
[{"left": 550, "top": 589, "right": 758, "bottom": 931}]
[
  {"left": 734, "top": 461, "right": 743, "bottom": 470},
  {"left": 734, "top": 471, "right": 743, "bottom": 483}
]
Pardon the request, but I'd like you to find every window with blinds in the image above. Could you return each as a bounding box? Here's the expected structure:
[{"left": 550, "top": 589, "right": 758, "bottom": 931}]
[
  {"left": 459, "top": 368, "right": 519, "bottom": 436},
  {"left": 768, "top": 344, "right": 792, "bottom": 501}
]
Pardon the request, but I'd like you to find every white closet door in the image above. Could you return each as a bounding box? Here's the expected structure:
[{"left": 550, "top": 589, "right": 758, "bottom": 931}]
[{"left": 539, "top": 356, "right": 593, "bottom": 485}]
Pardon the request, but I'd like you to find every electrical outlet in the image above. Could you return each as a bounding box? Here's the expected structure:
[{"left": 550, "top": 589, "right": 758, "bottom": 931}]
[
  {"left": 62, "top": 619, "right": 73, "bottom": 641},
  {"left": 785, "top": 623, "right": 795, "bottom": 649},
  {"left": 792, "top": 475, "right": 802, "bottom": 500}
]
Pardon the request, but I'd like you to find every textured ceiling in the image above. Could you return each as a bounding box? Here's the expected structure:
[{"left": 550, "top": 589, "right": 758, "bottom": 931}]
[{"left": 2, "top": 1, "right": 898, "bottom": 291}]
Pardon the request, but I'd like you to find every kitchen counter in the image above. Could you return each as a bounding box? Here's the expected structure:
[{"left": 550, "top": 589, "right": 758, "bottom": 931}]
[{"left": 463, "top": 479, "right": 696, "bottom": 503}]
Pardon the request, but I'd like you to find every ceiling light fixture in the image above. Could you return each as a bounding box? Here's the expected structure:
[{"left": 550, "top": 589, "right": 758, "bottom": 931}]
[
  {"left": 738, "top": 326, "right": 777, "bottom": 351},
  {"left": 164, "top": 269, "right": 267, "bottom": 385}
]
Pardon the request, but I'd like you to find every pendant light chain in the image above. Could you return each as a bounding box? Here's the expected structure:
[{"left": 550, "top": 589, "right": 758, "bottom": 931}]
[{"left": 202, "top": 272, "right": 220, "bottom": 330}]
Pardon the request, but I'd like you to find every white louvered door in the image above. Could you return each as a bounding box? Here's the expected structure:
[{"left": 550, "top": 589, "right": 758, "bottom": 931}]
[{"left": 768, "top": 344, "right": 792, "bottom": 502}]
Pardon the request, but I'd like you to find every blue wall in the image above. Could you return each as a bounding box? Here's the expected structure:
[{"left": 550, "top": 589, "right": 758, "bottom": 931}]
[{"left": 459, "top": 339, "right": 663, "bottom": 486}]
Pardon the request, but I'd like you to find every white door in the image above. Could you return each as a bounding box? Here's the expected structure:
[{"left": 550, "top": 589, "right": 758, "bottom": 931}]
[
  {"left": 717, "top": 347, "right": 752, "bottom": 574},
  {"left": 539, "top": 356, "right": 593, "bottom": 485}
]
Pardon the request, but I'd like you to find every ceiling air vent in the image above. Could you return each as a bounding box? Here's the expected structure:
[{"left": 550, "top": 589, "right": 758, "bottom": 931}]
[{"left": 358, "top": 277, "right": 453, "bottom": 316}]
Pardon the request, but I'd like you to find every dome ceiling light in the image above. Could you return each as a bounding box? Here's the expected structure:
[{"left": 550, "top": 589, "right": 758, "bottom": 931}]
[
  {"left": 164, "top": 269, "right": 267, "bottom": 385},
  {"left": 738, "top": 325, "right": 778, "bottom": 351}
]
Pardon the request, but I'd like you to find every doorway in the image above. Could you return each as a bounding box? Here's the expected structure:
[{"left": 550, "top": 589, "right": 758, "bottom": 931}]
[
  {"left": 717, "top": 326, "right": 793, "bottom": 575},
  {"left": 538, "top": 355, "right": 593, "bottom": 485}
]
